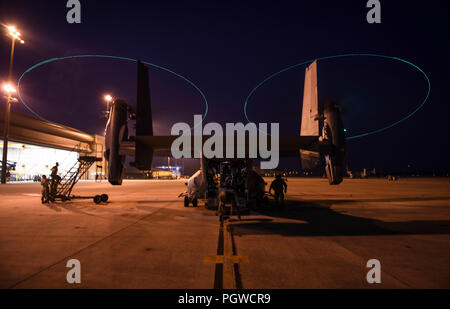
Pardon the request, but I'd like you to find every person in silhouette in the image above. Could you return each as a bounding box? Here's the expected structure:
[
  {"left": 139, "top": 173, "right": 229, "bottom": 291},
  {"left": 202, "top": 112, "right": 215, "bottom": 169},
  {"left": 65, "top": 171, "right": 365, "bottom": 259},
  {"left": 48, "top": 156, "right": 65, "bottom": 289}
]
[
  {"left": 218, "top": 190, "right": 240, "bottom": 221},
  {"left": 40, "top": 175, "right": 49, "bottom": 204},
  {"left": 50, "top": 162, "right": 59, "bottom": 178},
  {"left": 269, "top": 174, "right": 287, "bottom": 205},
  {"left": 50, "top": 162, "right": 59, "bottom": 197}
]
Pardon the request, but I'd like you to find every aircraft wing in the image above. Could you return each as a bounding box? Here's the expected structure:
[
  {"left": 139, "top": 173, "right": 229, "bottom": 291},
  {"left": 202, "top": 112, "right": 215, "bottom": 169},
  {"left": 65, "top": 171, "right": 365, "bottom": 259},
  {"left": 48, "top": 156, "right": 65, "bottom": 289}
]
[{"left": 120, "top": 135, "right": 319, "bottom": 158}]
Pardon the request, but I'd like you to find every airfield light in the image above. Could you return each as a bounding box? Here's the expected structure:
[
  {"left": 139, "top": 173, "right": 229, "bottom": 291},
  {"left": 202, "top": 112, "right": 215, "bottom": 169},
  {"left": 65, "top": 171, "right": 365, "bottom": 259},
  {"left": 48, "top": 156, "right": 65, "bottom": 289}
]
[
  {"left": 104, "top": 94, "right": 113, "bottom": 102},
  {"left": 2, "top": 25, "right": 25, "bottom": 184},
  {"left": 7, "top": 26, "right": 16, "bottom": 36},
  {"left": 104, "top": 94, "right": 113, "bottom": 119},
  {"left": 6, "top": 26, "right": 24, "bottom": 42},
  {"left": 3, "top": 83, "right": 16, "bottom": 94}
]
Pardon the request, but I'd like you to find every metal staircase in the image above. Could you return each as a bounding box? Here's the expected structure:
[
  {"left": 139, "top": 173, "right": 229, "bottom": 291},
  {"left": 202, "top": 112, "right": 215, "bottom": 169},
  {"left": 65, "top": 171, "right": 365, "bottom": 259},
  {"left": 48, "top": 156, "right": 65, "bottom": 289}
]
[
  {"left": 50, "top": 143, "right": 104, "bottom": 202},
  {"left": 54, "top": 156, "right": 101, "bottom": 199}
]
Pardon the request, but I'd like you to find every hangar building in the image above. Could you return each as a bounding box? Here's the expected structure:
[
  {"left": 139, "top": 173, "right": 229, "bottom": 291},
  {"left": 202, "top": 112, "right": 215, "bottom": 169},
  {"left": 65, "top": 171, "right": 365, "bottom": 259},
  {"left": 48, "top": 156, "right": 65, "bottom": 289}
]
[{"left": 0, "top": 108, "right": 106, "bottom": 182}]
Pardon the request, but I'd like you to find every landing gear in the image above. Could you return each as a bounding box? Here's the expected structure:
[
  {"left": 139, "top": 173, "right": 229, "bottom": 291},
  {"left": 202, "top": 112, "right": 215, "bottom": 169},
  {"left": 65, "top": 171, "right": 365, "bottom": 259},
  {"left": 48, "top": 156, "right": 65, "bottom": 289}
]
[{"left": 183, "top": 196, "right": 199, "bottom": 207}]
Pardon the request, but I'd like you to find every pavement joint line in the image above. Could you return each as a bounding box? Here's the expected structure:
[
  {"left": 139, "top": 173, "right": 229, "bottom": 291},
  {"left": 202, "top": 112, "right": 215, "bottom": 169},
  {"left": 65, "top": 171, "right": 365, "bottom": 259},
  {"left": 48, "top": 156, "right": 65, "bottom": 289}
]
[
  {"left": 48, "top": 200, "right": 181, "bottom": 227},
  {"left": 7, "top": 200, "right": 174, "bottom": 289}
]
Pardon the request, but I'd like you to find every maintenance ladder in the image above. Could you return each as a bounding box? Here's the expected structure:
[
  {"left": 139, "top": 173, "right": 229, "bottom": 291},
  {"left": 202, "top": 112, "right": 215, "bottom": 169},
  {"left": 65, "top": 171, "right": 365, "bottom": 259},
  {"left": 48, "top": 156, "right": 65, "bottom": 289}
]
[
  {"left": 54, "top": 155, "right": 102, "bottom": 199},
  {"left": 48, "top": 141, "right": 107, "bottom": 203}
]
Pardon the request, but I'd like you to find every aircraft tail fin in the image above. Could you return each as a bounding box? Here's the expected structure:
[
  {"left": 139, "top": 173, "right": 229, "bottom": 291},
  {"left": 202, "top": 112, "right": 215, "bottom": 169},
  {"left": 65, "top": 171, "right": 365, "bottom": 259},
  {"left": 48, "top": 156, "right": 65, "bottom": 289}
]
[
  {"left": 134, "top": 60, "right": 154, "bottom": 170},
  {"left": 136, "top": 60, "right": 153, "bottom": 136},
  {"left": 300, "top": 61, "right": 320, "bottom": 169},
  {"left": 300, "top": 60, "right": 319, "bottom": 137}
]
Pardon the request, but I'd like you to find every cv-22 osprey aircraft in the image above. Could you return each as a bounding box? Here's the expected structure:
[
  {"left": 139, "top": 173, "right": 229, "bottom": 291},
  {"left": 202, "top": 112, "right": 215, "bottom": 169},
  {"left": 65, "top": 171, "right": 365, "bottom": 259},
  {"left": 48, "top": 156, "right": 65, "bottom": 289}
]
[{"left": 103, "top": 60, "right": 346, "bottom": 209}]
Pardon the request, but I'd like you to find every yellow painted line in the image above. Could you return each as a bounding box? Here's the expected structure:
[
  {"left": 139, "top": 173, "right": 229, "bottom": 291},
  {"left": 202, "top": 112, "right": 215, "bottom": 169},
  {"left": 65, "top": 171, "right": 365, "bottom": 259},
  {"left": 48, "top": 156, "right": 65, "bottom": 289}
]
[
  {"left": 229, "top": 255, "right": 249, "bottom": 264},
  {"left": 224, "top": 224, "right": 234, "bottom": 289},
  {"left": 204, "top": 255, "right": 224, "bottom": 264}
]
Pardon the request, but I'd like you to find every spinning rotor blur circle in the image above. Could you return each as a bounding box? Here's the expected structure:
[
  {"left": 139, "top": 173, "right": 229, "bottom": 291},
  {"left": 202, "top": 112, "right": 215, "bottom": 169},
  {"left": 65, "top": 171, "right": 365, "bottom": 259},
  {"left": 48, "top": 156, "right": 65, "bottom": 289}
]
[
  {"left": 17, "top": 55, "right": 208, "bottom": 130},
  {"left": 243, "top": 53, "right": 431, "bottom": 140}
]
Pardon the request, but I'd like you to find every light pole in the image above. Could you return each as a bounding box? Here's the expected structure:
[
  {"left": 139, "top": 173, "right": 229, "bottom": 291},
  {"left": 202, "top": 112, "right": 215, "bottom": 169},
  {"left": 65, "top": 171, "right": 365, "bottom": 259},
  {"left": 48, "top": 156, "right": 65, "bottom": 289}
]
[
  {"left": 1, "top": 84, "right": 18, "bottom": 183},
  {"left": 1, "top": 26, "right": 24, "bottom": 184},
  {"left": 104, "top": 94, "right": 113, "bottom": 118}
]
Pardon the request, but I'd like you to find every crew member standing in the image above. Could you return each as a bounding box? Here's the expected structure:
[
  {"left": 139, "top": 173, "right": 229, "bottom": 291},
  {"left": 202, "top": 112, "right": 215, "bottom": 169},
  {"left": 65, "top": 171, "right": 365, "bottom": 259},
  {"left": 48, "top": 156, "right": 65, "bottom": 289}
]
[
  {"left": 50, "top": 162, "right": 59, "bottom": 196},
  {"left": 269, "top": 174, "right": 287, "bottom": 205},
  {"left": 41, "top": 175, "right": 49, "bottom": 204}
]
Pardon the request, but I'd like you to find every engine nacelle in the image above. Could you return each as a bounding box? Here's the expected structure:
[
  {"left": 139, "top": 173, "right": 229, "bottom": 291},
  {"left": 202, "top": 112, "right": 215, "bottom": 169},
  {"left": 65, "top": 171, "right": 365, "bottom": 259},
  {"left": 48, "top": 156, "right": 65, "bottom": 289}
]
[
  {"left": 187, "top": 169, "right": 205, "bottom": 199},
  {"left": 104, "top": 99, "right": 129, "bottom": 185},
  {"left": 322, "top": 101, "right": 346, "bottom": 185}
]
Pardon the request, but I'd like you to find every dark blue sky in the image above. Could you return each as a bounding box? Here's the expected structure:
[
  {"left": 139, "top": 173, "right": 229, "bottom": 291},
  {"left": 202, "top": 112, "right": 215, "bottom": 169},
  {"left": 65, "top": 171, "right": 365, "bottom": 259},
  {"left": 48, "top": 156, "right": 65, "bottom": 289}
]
[{"left": 0, "top": 0, "right": 448, "bottom": 172}]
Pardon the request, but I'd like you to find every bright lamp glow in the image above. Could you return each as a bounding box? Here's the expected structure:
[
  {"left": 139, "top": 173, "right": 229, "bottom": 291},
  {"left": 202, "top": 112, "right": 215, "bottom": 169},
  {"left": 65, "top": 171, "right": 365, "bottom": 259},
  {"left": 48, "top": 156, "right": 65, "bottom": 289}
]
[
  {"left": 6, "top": 25, "right": 24, "bottom": 42},
  {"left": 3, "top": 83, "right": 16, "bottom": 94},
  {"left": 104, "top": 94, "right": 113, "bottom": 102}
]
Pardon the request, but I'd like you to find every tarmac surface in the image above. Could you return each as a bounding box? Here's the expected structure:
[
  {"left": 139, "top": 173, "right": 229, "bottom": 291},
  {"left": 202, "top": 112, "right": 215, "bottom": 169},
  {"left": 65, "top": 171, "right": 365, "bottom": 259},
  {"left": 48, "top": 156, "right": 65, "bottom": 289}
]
[{"left": 0, "top": 177, "right": 449, "bottom": 289}]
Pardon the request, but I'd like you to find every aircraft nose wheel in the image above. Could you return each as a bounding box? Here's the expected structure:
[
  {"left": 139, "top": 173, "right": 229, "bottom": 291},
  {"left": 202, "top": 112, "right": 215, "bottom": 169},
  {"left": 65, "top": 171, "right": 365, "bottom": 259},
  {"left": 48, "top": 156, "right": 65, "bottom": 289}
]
[{"left": 183, "top": 197, "right": 198, "bottom": 207}]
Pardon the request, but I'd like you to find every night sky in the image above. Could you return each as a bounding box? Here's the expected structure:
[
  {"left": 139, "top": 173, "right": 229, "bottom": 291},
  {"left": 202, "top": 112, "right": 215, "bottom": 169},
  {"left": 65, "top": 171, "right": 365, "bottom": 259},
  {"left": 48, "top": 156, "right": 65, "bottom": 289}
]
[{"left": 0, "top": 1, "right": 448, "bottom": 173}]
